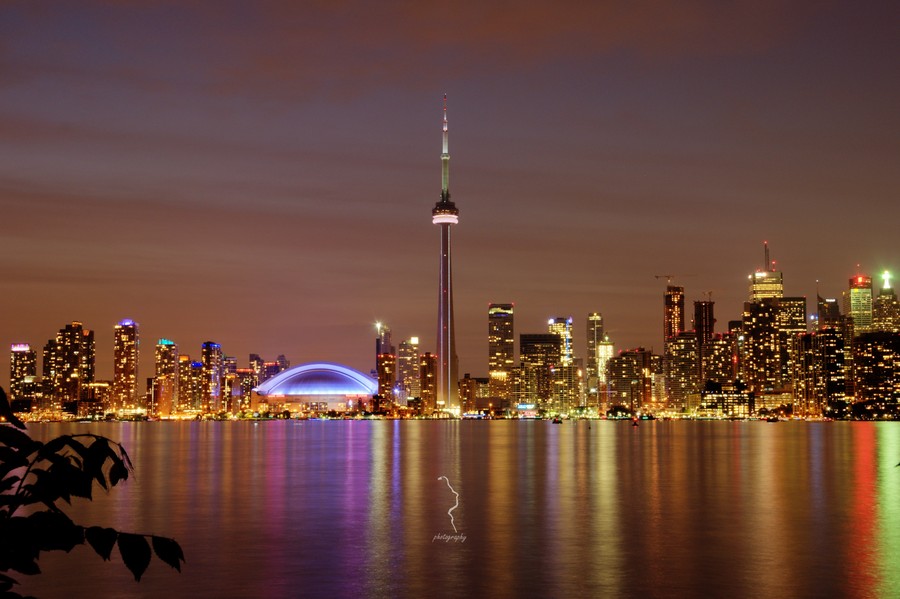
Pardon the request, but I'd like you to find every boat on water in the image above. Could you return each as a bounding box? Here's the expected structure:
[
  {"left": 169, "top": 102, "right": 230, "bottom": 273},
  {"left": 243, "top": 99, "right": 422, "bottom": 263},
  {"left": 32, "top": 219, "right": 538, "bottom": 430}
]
[{"left": 551, "top": 416, "right": 563, "bottom": 424}]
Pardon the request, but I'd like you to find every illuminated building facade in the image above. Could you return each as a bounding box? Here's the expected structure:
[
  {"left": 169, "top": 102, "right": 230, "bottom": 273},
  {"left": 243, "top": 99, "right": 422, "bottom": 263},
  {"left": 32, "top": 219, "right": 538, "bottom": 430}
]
[
  {"left": 585, "top": 312, "right": 604, "bottom": 403},
  {"left": 376, "top": 353, "right": 396, "bottom": 400},
  {"left": 253, "top": 362, "right": 377, "bottom": 413},
  {"left": 177, "top": 356, "right": 204, "bottom": 412},
  {"left": 843, "top": 275, "right": 873, "bottom": 334},
  {"left": 873, "top": 271, "right": 900, "bottom": 333},
  {"left": 749, "top": 243, "right": 784, "bottom": 301},
  {"left": 374, "top": 323, "right": 394, "bottom": 370},
  {"left": 664, "top": 286, "right": 685, "bottom": 342},
  {"left": 153, "top": 339, "right": 178, "bottom": 417},
  {"left": 852, "top": 332, "right": 900, "bottom": 405},
  {"left": 775, "top": 296, "right": 808, "bottom": 390},
  {"left": 42, "top": 322, "right": 94, "bottom": 410},
  {"left": 201, "top": 341, "right": 224, "bottom": 413},
  {"left": 667, "top": 331, "right": 699, "bottom": 411},
  {"left": 550, "top": 363, "right": 583, "bottom": 412},
  {"left": 607, "top": 348, "right": 653, "bottom": 413},
  {"left": 419, "top": 352, "right": 438, "bottom": 412},
  {"left": 694, "top": 300, "right": 715, "bottom": 383},
  {"left": 432, "top": 95, "right": 460, "bottom": 413},
  {"left": 548, "top": 317, "right": 574, "bottom": 366},
  {"left": 112, "top": 319, "right": 139, "bottom": 411},
  {"left": 520, "top": 333, "right": 561, "bottom": 405},
  {"left": 741, "top": 300, "right": 780, "bottom": 393},
  {"left": 702, "top": 333, "right": 737, "bottom": 388},
  {"left": 9, "top": 344, "right": 37, "bottom": 403},
  {"left": 488, "top": 304, "right": 515, "bottom": 372},
  {"left": 397, "top": 337, "right": 421, "bottom": 401}
]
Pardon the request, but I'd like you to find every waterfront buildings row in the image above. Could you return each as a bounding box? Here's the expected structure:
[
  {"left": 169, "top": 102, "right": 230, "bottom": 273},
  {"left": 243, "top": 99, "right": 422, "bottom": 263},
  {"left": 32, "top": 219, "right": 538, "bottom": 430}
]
[{"left": 8, "top": 319, "right": 291, "bottom": 418}]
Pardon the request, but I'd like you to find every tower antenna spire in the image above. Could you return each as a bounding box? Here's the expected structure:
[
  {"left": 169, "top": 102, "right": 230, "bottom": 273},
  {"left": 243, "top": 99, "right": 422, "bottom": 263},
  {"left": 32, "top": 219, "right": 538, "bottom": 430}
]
[{"left": 441, "top": 93, "right": 450, "bottom": 201}]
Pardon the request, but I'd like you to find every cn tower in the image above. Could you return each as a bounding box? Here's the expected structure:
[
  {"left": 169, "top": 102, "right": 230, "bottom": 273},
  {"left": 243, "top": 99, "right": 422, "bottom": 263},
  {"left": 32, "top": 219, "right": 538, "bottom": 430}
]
[{"left": 432, "top": 94, "right": 459, "bottom": 413}]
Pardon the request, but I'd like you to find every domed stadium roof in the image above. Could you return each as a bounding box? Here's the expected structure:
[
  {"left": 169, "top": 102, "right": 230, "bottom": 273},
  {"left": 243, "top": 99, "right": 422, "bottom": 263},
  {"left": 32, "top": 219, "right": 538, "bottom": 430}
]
[{"left": 255, "top": 362, "right": 376, "bottom": 397}]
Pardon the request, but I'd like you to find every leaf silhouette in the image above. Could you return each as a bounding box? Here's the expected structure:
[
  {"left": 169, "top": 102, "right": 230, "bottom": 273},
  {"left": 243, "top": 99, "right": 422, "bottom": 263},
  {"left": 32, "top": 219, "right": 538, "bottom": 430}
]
[
  {"left": 117, "top": 534, "right": 151, "bottom": 581},
  {"left": 151, "top": 536, "right": 185, "bottom": 572},
  {"left": 85, "top": 527, "right": 118, "bottom": 561}
]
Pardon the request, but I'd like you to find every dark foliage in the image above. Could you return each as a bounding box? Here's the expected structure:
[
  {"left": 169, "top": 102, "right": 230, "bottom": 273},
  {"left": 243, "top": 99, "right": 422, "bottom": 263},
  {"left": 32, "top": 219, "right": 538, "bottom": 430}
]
[{"left": 0, "top": 387, "right": 184, "bottom": 598}]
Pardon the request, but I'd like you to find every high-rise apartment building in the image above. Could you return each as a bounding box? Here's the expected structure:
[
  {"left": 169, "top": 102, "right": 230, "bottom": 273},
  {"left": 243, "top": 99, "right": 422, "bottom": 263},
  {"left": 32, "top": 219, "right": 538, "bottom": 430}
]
[
  {"left": 9, "top": 344, "right": 37, "bottom": 403},
  {"left": 667, "top": 331, "right": 699, "bottom": 411},
  {"left": 548, "top": 317, "right": 574, "bottom": 366},
  {"left": 153, "top": 339, "right": 178, "bottom": 417},
  {"left": 606, "top": 348, "right": 653, "bottom": 413},
  {"left": 844, "top": 275, "right": 874, "bottom": 334},
  {"left": 852, "top": 332, "right": 900, "bottom": 404},
  {"left": 177, "top": 356, "right": 204, "bottom": 412},
  {"left": 112, "top": 319, "right": 139, "bottom": 411},
  {"left": 664, "top": 286, "right": 685, "bottom": 342},
  {"left": 201, "top": 341, "right": 224, "bottom": 413},
  {"left": 42, "top": 322, "right": 94, "bottom": 409},
  {"left": 741, "top": 300, "right": 780, "bottom": 393}
]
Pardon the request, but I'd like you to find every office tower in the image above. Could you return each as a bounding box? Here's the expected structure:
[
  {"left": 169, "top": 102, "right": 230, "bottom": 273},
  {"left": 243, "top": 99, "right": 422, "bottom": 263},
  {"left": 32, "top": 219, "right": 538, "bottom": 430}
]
[
  {"left": 843, "top": 275, "right": 874, "bottom": 334},
  {"left": 275, "top": 354, "right": 290, "bottom": 373},
  {"left": 741, "top": 300, "right": 780, "bottom": 393},
  {"left": 375, "top": 323, "right": 395, "bottom": 365},
  {"left": 793, "top": 327, "right": 847, "bottom": 417},
  {"left": 397, "top": 337, "right": 421, "bottom": 401},
  {"left": 154, "top": 339, "right": 178, "bottom": 417},
  {"left": 201, "top": 341, "right": 224, "bottom": 413},
  {"left": 9, "top": 344, "right": 37, "bottom": 403},
  {"left": 42, "top": 322, "right": 94, "bottom": 410},
  {"left": 419, "top": 352, "right": 438, "bottom": 412},
  {"left": 520, "top": 333, "right": 562, "bottom": 405},
  {"left": 596, "top": 335, "right": 615, "bottom": 384},
  {"left": 664, "top": 286, "right": 685, "bottom": 342},
  {"left": 873, "top": 271, "right": 900, "bottom": 333},
  {"left": 852, "top": 332, "right": 900, "bottom": 404},
  {"left": 548, "top": 317, "right": 574, "bottom": 365},
  {"left": 606, "top": 348, "right": 653, "bottom": 413},
  {"left": 488, "top": 304, "right": 515, "bottom": 372},
  {"left": 249, "top": 354, "right": 265, "bottom": 384},
  {"left": 550, "top": 363, "right": 583, "bottom": 413},
  {"left": 432, "top": 95, "right": 460, "bottom": 412},
  {"left": 817, "top": 296, "right": 842, "bottom": 328},
  {"left": 702, "top": 333, "right": 737, "bottom": 388},
  {"left": 112, "top": 319, "right": 139, "bottom": 410},
  {"left": 376, "top": 353, "right": 396, "bottom": 400},
  {"left": 667, "top": 331, "right": 699, "bottom": 412},
  {"left": 585, "top": 312, "right": 604, "bottom": 384},
  {"left": 775, "top": 297, "right": 807, "bottom": 389},
  {"left": 749, "top": 242, "right": 784, "bottom": 301}
]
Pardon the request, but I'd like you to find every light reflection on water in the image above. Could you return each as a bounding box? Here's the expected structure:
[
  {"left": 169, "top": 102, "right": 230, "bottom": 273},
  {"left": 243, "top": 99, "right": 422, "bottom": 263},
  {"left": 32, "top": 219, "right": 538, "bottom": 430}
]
[{"left": 18, "top": 420, "right": 900, "bottom": 598}]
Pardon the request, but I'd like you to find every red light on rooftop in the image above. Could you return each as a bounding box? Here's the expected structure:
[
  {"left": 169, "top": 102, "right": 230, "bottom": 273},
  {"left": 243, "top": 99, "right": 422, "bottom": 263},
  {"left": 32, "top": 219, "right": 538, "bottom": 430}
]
[{"left": 858, "top": 276, "right": 863, "bottom": 284}]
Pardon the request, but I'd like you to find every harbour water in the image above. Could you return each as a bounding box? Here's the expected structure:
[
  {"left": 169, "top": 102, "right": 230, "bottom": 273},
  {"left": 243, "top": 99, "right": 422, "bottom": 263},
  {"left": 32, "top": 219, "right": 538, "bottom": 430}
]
[{"left": 19, "top": 420, "right": 900, "bottom": 598}]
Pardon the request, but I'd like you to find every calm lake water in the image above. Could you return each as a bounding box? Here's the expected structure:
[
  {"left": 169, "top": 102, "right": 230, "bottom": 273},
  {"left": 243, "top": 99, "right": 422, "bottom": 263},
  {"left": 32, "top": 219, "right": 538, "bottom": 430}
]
[{"left": 18, "top": 420, "right": 900, "bottom": 598}]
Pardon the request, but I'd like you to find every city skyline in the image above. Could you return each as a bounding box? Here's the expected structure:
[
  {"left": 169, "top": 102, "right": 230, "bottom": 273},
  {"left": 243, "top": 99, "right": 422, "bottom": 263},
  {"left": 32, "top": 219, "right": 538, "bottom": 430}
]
[{"left": 1, "top": 2, "right": 897, "bottom": 388}]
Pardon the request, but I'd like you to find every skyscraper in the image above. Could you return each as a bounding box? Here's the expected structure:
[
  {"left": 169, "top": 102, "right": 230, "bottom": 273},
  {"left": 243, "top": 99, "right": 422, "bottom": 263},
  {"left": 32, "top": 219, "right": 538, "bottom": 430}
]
[
  {"left": 843, "top": 275, "right": 873, "bottom": 334},
  {"left": 397, "top": 337, "right": 421, "bottom": 401},
  {"left": 749, "top": 243, "right": 784, "bottom": 301},
  {"left": 432, "top": 94, "right": 459, "bottom": 412},
  {"left": 112, "top": 319, "right": 139, "bottom": 411},
  {"left": 520, "top": 333, "right": 562, "bottom": 405},
  {"left": 154, "top": 339, "right": 178, "bottom": 417},
  {"left": 664, "top": 286, "right": 685, "bottom": 342},
  {"left": 419, "top": 352, "right": 438, "bottom": 412},
  {"left": 585, "top": 312, "right": 604, "bottom": 381},
  {"left": 873, "top": 271, "right": 900, "bottom": 333},
  {"left": 374, "top": 323, "right": 394, "bottom": 369},
  {"left": 42, "top": 322, "right": 94, "bottom": 410},
  {"left": 201, "top": 341, "right": 224, "bottom": 413},
  {"left": 548, "top": 317, "right": 574, "bottom": 366},
  {"left": 9, "top": 344, "right": 37, "bottom": 403},
  {"left": 488, "top": 304, "right": 515, "bottom": 373}
]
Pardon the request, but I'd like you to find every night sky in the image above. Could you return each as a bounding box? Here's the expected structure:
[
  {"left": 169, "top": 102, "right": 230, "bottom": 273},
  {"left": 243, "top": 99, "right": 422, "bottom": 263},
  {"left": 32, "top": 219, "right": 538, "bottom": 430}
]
[{"left": 1, "top": 1, "right": 897, "bottom": 388}]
